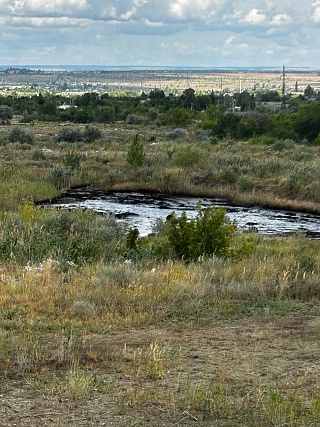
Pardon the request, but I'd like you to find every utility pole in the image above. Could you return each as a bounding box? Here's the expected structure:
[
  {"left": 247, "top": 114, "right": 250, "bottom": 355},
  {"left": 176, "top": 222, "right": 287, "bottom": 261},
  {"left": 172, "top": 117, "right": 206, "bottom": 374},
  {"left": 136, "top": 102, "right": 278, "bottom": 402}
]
[{"left": 282, "top": 65, "right": 286, "bottom": 109}]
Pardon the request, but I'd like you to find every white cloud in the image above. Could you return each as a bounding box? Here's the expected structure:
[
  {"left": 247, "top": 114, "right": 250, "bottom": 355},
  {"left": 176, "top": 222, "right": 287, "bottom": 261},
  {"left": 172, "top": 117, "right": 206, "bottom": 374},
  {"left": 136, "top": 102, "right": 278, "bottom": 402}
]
[
  {"left": 312, "top": 6, "right": 320, "bottom": 22},
  {"left": 7, "top": 0, "right": 88, "bottom": 14},
  {"left": 269, "top": 13, "right": 292, "bottom": 26},
  {"left": 145, "top": 19, "right": 164, "bottom": 27},
  {"left": 173, "top": 41, "right": 188, "bottom": 52},
  {"left": 170, "top": 0, "right": 216, "bottom": 21},
  {"left": 0, "top": 0, "right": 318, "bottom": 68},
  {"left": 11, "top": 16, "right": 91, "bottom": 27},
  {"left": 240, "top": 8, "right": 267, "bottom": 24},
  {"left": 224, "top": 35, "right": 235, "bottom": 46}
]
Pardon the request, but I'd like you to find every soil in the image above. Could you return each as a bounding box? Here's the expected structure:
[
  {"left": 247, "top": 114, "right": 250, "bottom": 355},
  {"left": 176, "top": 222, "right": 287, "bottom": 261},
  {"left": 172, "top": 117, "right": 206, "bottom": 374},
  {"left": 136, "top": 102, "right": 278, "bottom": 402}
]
[{"left": 1, "top": 315, "right": 320, "bottom": 426}]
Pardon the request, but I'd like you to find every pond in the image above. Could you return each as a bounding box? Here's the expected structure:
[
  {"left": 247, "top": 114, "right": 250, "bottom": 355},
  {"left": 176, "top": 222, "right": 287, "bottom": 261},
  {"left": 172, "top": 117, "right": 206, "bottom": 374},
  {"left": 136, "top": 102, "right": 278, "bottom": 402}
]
[{"left": 44, "top": 188, "right": 320, "bottom": 238}]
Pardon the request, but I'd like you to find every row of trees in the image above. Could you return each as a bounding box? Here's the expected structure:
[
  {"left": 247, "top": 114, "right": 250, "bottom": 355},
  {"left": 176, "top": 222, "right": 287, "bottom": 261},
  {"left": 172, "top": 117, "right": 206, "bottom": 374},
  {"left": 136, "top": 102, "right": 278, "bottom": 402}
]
[
  {"left": 1, "top": 88, "right": 320, "bottom": 143},
  {"left": 203, "top": 103, "right": 320, "bottom": 143}
]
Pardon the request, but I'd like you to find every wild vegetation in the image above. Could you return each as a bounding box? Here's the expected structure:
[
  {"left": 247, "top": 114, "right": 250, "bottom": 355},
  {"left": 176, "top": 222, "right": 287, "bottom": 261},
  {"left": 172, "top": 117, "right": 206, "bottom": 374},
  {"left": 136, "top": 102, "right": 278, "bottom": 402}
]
[{"left": 0, "top": 87, "right": 320, "bottom": 425}]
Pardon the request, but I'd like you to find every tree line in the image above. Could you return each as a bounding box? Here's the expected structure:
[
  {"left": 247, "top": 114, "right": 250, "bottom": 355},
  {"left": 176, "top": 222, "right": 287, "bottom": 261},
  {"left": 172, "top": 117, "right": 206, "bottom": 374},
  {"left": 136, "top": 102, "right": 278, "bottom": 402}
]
[{"left": 0, "top": 86, "right": 320, "bottom": 143}]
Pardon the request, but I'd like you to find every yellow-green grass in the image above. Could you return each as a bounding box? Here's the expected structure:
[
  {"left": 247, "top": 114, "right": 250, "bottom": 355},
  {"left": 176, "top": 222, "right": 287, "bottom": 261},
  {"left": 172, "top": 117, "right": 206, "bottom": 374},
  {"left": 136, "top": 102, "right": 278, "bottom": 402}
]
[
  {"left": 1, "top": 235, "right": 320, "bottom": 425},
  {"left": 1, "top": 122, "right": 320, "bottom": 213}
]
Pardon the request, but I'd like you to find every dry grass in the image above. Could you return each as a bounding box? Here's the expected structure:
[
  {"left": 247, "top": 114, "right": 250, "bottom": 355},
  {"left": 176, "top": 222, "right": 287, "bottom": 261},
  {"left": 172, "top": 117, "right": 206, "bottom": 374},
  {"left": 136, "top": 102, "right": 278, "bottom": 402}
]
[
  {"left": 1, "top": 117, "right": 320, "bottom": 425},
  {"left": 2, "top": 122, "right": 320, "bottom": 213},
  {"left": 1, "top": 234, "right": 320, "bottom": 425}
]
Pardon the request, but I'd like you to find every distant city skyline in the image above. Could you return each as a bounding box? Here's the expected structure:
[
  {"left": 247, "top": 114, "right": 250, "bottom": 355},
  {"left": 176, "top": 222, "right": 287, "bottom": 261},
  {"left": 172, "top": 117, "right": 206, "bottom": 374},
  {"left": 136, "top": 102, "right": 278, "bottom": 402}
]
[{"left": 0, "top": 1, "right": 319, "bottom": 69}]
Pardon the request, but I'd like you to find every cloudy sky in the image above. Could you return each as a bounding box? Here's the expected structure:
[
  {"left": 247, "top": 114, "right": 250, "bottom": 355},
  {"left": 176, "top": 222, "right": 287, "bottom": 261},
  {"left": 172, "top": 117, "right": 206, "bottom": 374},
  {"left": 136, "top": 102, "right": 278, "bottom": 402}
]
[{"left": 0, "top": 0, "right": 319, "bottom": 68}]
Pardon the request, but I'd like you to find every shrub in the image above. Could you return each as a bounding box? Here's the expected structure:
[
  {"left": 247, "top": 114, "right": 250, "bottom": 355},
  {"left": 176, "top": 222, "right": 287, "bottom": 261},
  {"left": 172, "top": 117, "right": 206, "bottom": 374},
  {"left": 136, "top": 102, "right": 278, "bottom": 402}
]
[
  {"left": 126, "top": 114, "right": 144, "bottom": 124},
  {"left": 55, "top": 127, "right": 82, "bottom": 143},
  {"left": 6, "top": 126, "right": 35, "bottom": 144},
  {"left": 0, "top": 206, "right": 127, "bottom": 266},
  {"left": 83, "top": 125, "right": 102, "bottom": 143},
  {"left": 62, "top": 150, "right": 84, "bottom": 171},
  {"left": 166, "top": 128, "right": 187, "bottom": 140},
  {"left": 166, "top": 204, "right": 237, "bottom": 261},
  {"left": 51, "top": 166, "right": 73, "bottom": 190},
  {"left": 0, "top": 105, "right": 13, "bottom": 124},
  {"left": 165, "top": 107, "right": 193, "bottom": 126},
  {"left": 127, "top": 134, "right": 145, "bottom": 167},
  {"left": 172, "top": 145, "right": 205, "bottom": 168},
  {"left": 32, "top": 150, "right": 46, "bottom": 161},
  {"left": 248, "top": 135, "right": 276, "bottom": 145}
]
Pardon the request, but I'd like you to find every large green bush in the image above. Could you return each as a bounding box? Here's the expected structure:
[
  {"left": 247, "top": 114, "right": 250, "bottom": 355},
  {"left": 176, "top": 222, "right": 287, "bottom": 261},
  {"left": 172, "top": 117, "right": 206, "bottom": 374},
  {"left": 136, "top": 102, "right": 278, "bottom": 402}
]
[
  {"left": 171, "top": 145, "right": 205, "bottom": 168},
  {"left": 166, "top": 204, "right": 237, "bottom": 261}
]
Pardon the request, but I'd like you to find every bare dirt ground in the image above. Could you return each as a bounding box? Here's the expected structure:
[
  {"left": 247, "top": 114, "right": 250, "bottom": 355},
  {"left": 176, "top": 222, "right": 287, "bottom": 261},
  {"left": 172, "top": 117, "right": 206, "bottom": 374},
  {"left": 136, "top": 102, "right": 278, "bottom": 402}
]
[{"left": 1, "top": 315, "right": 320, "bottom": 426}]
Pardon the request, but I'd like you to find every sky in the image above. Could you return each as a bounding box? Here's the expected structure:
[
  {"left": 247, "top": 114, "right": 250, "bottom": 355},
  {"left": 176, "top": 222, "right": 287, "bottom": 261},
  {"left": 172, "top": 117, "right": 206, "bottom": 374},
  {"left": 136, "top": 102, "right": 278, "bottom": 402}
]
[{"left": 0, "top": 0, "right": 319, "bottom": 68}]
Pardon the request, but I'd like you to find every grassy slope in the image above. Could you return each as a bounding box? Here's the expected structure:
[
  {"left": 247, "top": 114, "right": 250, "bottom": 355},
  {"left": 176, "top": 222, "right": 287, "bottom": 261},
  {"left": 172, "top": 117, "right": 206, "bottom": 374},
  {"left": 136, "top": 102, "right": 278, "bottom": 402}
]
[{"left": 0, "top": 122, "right": 320, "bottom": 212}]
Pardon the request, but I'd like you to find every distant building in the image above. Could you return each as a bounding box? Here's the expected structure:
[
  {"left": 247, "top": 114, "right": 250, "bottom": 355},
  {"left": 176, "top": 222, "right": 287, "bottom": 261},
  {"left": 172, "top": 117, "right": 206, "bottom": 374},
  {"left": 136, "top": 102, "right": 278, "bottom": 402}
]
[{"left": 57, "top": 102, "right": 77, "bottom": 110}]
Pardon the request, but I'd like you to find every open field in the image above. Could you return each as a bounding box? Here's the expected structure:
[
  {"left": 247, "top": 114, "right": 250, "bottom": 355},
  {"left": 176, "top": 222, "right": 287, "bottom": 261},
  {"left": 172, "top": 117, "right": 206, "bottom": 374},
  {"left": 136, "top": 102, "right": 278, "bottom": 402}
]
[{"left": 1, "top": 69, "right": 320, "bottom": 94}]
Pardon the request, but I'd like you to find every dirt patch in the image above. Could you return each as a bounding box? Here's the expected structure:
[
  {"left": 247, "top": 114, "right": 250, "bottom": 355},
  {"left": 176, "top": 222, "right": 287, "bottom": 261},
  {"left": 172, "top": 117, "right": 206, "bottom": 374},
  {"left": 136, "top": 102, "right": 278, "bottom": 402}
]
[{"left": 1, "top": 315, "right": 320, "bottom": 426}]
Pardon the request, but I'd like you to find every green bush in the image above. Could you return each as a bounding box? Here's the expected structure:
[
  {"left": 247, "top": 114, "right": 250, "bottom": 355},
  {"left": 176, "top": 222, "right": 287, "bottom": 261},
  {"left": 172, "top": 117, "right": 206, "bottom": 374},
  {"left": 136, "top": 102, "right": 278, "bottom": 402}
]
[
  {"left": 83, "top": 125, "right": 102, "bottom": 143},
  {"left": 6, "top": 126, "right": 35, "bottom": 144},
  {"left": 171, "top": 145, "right": 205, "bottom": 168},
  {"left": 166, "top": 204, "right": 237, "bottom": 261},
  {"left": 50, "top": 166, "right": 73, "bottom": 190},
  {"left": 248, "top": 135, "right": 276, "bottom": 145},
  {"left": 165, "top": 107, "right": 193, "bottom": 126},
  {"left": 62, "top": 150, "right": 84, "bottom": 171},
  {"left": 0, "top": 105, "right": 13, "bottom": 124},
  {"left": 55, "top": 127, "right": 82, "bottom": 143}
]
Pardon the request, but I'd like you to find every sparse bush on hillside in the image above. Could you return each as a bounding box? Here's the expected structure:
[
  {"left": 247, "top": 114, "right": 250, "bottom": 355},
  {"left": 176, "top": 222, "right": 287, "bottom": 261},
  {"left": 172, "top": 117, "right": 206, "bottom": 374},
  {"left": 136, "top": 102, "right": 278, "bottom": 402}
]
[
  {"left": 83, "top": 125, "right": 102, "bottom": 143},
  {"left": 54, "top": 127, "right": 82, "bottom": 143},
  {"left": 6, "top": 126, "right": 35, "bottom": 144},
  {"left": 171, "top": 145, "right": 205, "bottom": 168}
]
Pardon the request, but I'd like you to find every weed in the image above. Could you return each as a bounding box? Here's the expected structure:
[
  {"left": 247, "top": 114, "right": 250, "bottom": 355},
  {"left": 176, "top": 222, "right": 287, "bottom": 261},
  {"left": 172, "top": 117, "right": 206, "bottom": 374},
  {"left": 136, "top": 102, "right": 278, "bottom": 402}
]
[
  {"left": 55, "top": 329, "right": 84, "bottom": 367},
  {"left": 72, "top": 299, "right": 97, "bottom": 320},
  {"left": 62, "top": 150, "right": 84, "bottom": 171},
  {"left": 145, "top": 341, "right": 165, "bottom": 379},
  {"left": 64, "top": 365, "right": 96, "bottom": 402}
]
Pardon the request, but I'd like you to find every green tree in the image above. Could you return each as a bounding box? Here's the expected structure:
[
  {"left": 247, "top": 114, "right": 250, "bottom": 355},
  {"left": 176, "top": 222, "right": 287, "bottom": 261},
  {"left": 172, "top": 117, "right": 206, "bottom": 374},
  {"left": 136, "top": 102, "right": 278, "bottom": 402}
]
[
  {"left": 268, "top": 112, "right": 298, "bottom": 140},
  {"left": 0, "top": 105, "right": 13, "bottom": 124},
  {"left": 304, "top": 85, "right": 315, "bottom": 97},
  {"left": 127, "top": 134, "right": 145, "bottom": 167},
  {"left": 165, "top": 107, "right": 193, "bottom": 126},
  {"left": 294, "top": 102, "right": 320, "bottom": 142}
]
